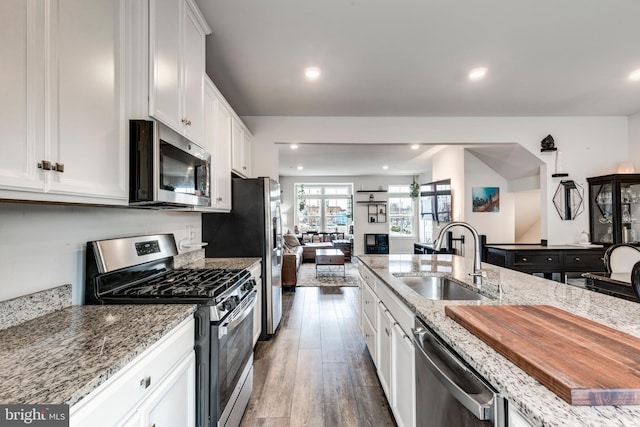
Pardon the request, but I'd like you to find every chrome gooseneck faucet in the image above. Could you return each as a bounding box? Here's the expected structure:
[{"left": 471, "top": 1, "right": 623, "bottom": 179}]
[{"left": 433, "top": 221, "right": 486, "bottom": 287}]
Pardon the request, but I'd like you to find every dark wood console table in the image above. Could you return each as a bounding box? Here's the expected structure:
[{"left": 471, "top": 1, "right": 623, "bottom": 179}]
[{"left": 483, "top": 244, "right": 606, "bottom": 282}]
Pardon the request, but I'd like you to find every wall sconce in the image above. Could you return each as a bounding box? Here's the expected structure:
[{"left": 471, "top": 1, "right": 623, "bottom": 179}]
[{"left": 553, "top": 180, "right": 584, "bottom": 220}]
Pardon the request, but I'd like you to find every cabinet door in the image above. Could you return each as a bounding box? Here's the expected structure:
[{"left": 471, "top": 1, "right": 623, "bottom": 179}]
[
  {"left": 49, "top": 0, "right": 127, "bottom": 202},
  {"left": 0, "top": 1, "right": 44, "bottom": 193},
  {"left": 141, "top": 352, "right": 196, "bottom": 427},
  {"left": 508, "top": 404, "right": 535, "bottom": 427},
  {"left": 253, "top": 278, "right": 263, "bottom": 346},
  {"left": 231, "top": 119, "right": 244, "bottom": 175},
  {"left": 376, "top": 302, "right": 393, "bottom": 401},
  {"left": 242, "top": 131, "right": 252, "bottom": 177},
  {"left": 362, "top": 313, "right": 377, "bottom": 365},
  {"left": 213, "top": 97, "right": 232, "bottom": 210},
  {"left": 392, "top": 322, "right": 416, "bottom": 427},
  {"left": 181, "top": 3, "right": 205, "bottom": 145},
  {"left": 149, "top": 0, "right": 182, "bottom": 132},
  {"left": 357, "top": 275, "right": 364, "bottom": 333}
]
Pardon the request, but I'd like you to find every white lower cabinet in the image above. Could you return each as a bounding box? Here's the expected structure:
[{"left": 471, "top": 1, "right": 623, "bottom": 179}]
[
  {"left": 377, "top": 301, "right": 393, "bottom": 400},
  {"left": 359, "top": 264, "right": 416, "bottom": 427},
  {"left": 508, "top": 404, "right": 536, "bottom": 427},
  {"left": 69, "top": 317, "right": 195, "bottom": 427},
  {"left": 362, "top": 281, "right": 378, "bottom": 365},
  {"left": 248, "top": 262, "right": 263, "bottom": 347},
  {"left": 139, "top": 353, "right": 196, "bottom": 427},
  {"left": 391, "top": 321, "right": 415, "bottom": 427}
]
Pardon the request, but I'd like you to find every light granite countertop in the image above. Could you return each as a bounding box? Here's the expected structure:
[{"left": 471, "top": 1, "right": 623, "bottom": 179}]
[
  {"left": 357, "top": 254, "right": 640, "bottom": 427},
  {"left": 0, "top": 304, "right": 196, "bottom": 407}
]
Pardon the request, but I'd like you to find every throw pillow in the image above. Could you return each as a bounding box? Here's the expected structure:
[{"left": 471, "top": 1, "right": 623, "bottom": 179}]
[{"left": 283, "top": 234, "right": 301, "bottom": 247}]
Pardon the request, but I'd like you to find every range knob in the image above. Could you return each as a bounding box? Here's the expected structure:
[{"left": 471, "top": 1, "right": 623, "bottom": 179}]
[
  {"left": 221, "top": 301, "right": 233, "bottom": 311},
  {"left": 242, "top": 280, "right": 255, "bottom": 291}
]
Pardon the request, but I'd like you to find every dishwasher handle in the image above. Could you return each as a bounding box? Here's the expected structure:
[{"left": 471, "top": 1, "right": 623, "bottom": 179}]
[{"left": 412, "top": 326, "right": 495, "bottom": 422}]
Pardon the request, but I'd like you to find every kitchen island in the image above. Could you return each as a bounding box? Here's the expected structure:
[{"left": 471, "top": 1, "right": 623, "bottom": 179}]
[{"left": 357, "top": 253, "right": 640, "bottom": 427}]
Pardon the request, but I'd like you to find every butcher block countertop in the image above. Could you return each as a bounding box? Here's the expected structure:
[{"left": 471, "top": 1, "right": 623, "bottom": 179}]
[
  {"left": 445, "top": 305, "right": 640, "bottom": 406},
  {"left": 357, "top": 254, "right": 640, "bottom": 427}
]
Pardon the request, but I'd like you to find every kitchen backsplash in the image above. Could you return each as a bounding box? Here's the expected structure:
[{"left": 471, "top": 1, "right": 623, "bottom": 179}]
[{"left": 0, "top": 284, "right": 72, "bottom": 330}]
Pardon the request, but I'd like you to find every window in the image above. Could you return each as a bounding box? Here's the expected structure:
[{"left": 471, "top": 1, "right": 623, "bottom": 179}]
[
  {"left": 296, "top": 184, "right": 353, "bottom": 234},
  {"left": 388, "top": 184, "right": 414, "bottom": 236}
]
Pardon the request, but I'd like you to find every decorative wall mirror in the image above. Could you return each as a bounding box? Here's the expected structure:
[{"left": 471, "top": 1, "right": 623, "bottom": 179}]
[{"left": 553, "top": 180, "right": 584, "bottom": 220}]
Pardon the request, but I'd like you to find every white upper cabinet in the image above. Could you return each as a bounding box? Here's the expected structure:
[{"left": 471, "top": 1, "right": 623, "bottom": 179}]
[
  {"left": 0, "top": 0, "right": 128, "bottom": 205},
  {"left": 149, "top": 0, "right": 210, "bottom": 147},
  {"left": 231, "top": 118, "right": 252, "bottom": 178},
  {"left": 148, "top": 0, "right": 181, "bottom": 131},
  {"left": 204, "top": 77, "right": 232, "bottom": 211},
  {"left": 0, "top": 0, "right": 44, "bottom": 193},
  {"left": 212, "top": 91, "right": 233, "bottom": 210}
]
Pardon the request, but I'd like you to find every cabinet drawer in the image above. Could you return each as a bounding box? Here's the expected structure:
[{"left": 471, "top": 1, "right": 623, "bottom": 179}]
[
  {"left": 376, "top": 281, "right": 414, "bottom": 337},
  {"left": 563, "top": 252, "right": 605, "bottom": 270},
  {"left": 359, "top": 264, "right": 376, "bottom": 288},
  {"left": 70, "top": 317, "right": 194, "bottom": 426},
  {"left": 514, "top": 252, "right": 561, "bottom": 268},
  {"left": 363, "top": 283, "right": 378, "bottom": 327}
]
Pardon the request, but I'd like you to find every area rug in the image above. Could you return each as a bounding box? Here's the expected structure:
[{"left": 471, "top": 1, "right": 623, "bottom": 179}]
[{"left": 295, "top": 259, "right": 359, "bottom": 287}]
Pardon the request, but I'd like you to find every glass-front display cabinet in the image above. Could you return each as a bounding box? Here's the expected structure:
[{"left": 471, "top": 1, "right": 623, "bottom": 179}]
[{"left": 587, "top": 174, "right": 640, "bottom": 245}]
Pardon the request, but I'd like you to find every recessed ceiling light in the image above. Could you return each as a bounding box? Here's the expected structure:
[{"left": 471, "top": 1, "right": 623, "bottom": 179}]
[
  {"left": 297, "top": 166, "right": 304, "bottom": 170},
  {"left": 468, "top": 67, "right": 488, "bottom": 80},
  {"left": 411, "top": 144, "right": 420, "bottom": 150},
  {"left": 629, "top": 69, "right": 640, "bottom": 81},
  {"left": 304, "top": 67, "right": 321, "bottom": 81},
  {"left": 290, "top": 144, "right": 299, "bottom": 150},
  {"left": 382, "top": 165, "right": 389, "bottom": 170}
]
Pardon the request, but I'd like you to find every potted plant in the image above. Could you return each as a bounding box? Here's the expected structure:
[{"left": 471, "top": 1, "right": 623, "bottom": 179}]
[
  {"left": 410, "top": 179, "right": 420, "bottom": 199},
  {"left": 297, "top": 185, "right": 306, "bottom": 212}
]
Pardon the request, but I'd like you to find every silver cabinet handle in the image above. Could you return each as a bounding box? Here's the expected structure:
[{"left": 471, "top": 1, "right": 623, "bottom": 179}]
[
  {"left": 52, "top": 162, "right": 64, "bottom": 173},
  {"left": 385, "top": 327, "right": 390, "bottom": 336},
  {"left": 182, "top": 118, "right": 192, "bottom": 126},
  {"left": 522, "top": 257, "right": 527, "bottom": 262},
  {"left": 547, "top": 257, "right": 553, "bottom": 261},
  {"left": 574, "top": 257, "right": 581, "bottom": 261},
  {"left": 216, "top": 197, "right": 223, "bottom": 202},
  {"left": 140, "top": 376, "right": 151, "bottom": 389},
  {"left": 38, "top": 160, "right": 51, "bottom": 170}
]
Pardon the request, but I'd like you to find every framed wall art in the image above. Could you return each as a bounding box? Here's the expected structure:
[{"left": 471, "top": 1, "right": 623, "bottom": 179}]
[{"left": 472, "top": 187, "right": 500, "bottom": 212}]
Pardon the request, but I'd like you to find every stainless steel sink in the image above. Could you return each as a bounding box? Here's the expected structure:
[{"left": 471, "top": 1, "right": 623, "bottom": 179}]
[{"left": 395, "top": 275, "right": 488, "bottom": 301}]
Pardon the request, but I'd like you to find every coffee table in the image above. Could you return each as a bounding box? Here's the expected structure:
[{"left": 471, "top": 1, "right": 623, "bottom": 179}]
[{"left": 315, "top": 249, "right": 345, "bottom": 278}]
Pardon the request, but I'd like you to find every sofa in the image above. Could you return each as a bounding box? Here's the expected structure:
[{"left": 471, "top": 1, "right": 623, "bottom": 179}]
[{"left": 282, "top": 234, "right": 303, "bottom": 289}]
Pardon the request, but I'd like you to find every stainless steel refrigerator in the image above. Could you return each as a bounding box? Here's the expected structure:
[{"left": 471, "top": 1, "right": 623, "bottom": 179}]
[{"left": 202, "top": 177, "right": 282, "bottom": 339}]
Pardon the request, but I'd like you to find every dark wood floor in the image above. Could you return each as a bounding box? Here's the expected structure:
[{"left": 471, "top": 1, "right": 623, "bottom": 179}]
[{"left": 240, "top": 287, "right": 396, "bottom": 427}]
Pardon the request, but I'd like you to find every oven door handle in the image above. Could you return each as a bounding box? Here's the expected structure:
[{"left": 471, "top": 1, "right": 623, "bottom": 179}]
[{"left": 219, "top": 290, "right": 257, "bottom": 339}]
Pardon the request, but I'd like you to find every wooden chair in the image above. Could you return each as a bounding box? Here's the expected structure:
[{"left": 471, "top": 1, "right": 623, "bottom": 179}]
[
  {"left": 604, "top": 244, "right": 640, "bottom": 274},
  {"left": 632, "top": 261, "right": 640, "bottom": 299}
]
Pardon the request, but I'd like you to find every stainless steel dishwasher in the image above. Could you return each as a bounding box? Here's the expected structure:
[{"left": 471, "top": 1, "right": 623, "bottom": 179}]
[{"left": 412, "top": 317, "right": 505, "bottom": 427}]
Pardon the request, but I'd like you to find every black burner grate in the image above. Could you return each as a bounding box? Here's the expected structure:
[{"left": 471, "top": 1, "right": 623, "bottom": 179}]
[{"left": 110, "top": 268, "right": 248, "bottom": 299}]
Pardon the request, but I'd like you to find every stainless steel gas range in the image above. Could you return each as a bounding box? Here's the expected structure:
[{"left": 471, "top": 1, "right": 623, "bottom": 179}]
[{"left": 85, "top": 234, "right": 256, "bottom": 427}]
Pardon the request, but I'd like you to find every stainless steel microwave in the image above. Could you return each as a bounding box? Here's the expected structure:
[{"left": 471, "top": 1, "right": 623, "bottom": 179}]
[{"left": 129, "top": 120, "right": 211, "bottom": 208}]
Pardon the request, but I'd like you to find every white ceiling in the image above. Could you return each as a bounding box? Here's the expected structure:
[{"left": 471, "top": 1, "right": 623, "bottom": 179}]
[
  {"left": 278, "top": 143, "right": 447, "bottom": 177},
  {"left": 194, "top": 0, "right": 640, "bottom": 177}
]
